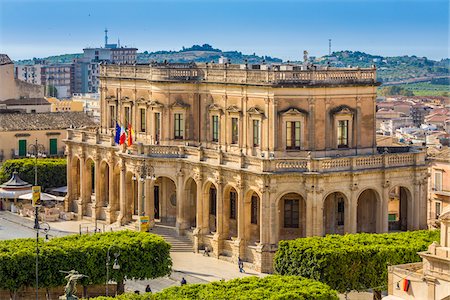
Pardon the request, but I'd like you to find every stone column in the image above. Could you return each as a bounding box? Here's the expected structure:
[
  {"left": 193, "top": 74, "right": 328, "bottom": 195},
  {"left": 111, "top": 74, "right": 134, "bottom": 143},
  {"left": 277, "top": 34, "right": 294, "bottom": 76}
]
[
  {"left": 107, "top": 160, "right": 115, "bottom": 224},
  {"left": 305, "top": 187, "right": 314, "bottom": 237},
  {"left": 232, "top": 184, "right": 245, "bottom": 261},
  {"left": 349, "top": 189, "right": 358, "bottom": 233},
  {"left": 413, "top": 179, "right": 420, "bottom": 230},
  {"left": 381, "top": 183, "right": 390, "bottom": 233},
  {"left": 270, "top": 98, "right": 277, "bottom": 152},
  {"left": 145, "top": 179, "right": 155, "bottom": 227},
  {"left": 65, "top": 147, "right": 73, "bottom": 212},
  {"left": 193, "top": 175, "right": 203, "bottom": 253},
  {"left": 176, "top": 170, "right": 188, "bottom": 234},
  {"left": 212, "top": 178, "right": 224, "bottom": 257},
  {"left": 264, "top": 98, "right": 270, "bottom": 155},
  {"left": 314, "top": 189, "right": 324, "bottom": 236},
  {"left": 137, "top": 177, "right": 143, "bottom": 217},
  {"left": 77, "top": 154, "right": 85, "bottom": 220},
  {"left": 118, "top": 160, "right": 127, "bottom": 225},
  {"left": 255, "top": 186, "right": 276, "bottom": 273},
  {"left": 92, "top": 155, "right": 101, "bottom": 221}
]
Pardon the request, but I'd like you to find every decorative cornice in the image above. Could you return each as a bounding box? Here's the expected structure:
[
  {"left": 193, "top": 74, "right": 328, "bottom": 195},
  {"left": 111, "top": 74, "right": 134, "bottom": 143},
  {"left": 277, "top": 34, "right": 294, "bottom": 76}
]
[
  {"left": 226, "top": 105, "right": 241, "bottom": 114},
  {"left": 279, "top": 107, "right": 308, "bottom": 116},
  {"left": 170, "top": 100, "right": 190, "bottom": 109},
  {"left": 329, "top": 105, "right": 356, "bottom": 116},
  {"left": 208, "top": 103, "right": 223, "bottom": 113},
  {"left": 148, "top": 100, "right": 164, "bottom": 108},
  {"left": 247, "top": 107, "right": 265, "bottom": 117}
]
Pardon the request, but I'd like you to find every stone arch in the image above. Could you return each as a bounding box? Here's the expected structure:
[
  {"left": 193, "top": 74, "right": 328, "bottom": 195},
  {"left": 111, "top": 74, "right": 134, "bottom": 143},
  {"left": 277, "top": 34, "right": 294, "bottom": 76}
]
[
  {"left": 277, "top": 192, "right": 307, "bottom": 241},
  {"left": 244, "top": 189, "right": 261, "bottom": 244},
  {"left": 83, "top": 157, "right": 95, "bottom": 217},
  {"left": 203, "top": 180, "right": 218, "bottom": 233},
  {"left": 69, "top": 155, "right": 81, "bottom": 213},
  {"left": 388, "top": 185, "right": 412, "bottom": 231},
  {"left": 184, "top": 177, "right": 197, "bottom": 228},
  {"left": 223, "top": 184, "right": 239, "bottom": 239},
  {"left": 108, "top": 162, "right": 121, "bottom": 223},
  {"left": 357, "top": 188, "right": 381, "bottom": 233},
  {"left": 154, "top": 176, "right": 177, "bottom": 226},
  {"left": 96, "top": 160, "right": 110, "bottom": 220},
  {"left": 124, "top": 170, "right": 137, "bottom": 222},
  {"left": 323, "top": 191, "right": 348, "bottom": 235}
]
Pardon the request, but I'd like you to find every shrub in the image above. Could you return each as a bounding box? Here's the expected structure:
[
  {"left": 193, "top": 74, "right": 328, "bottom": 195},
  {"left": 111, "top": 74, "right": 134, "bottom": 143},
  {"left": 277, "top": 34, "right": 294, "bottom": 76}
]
[
  {"left": 0, "top": 231, "right": 171, "bottom": 292},
  {"left": 274, "top": 230, "right": 439, "bottom": 293},
  {"left": 0, "top": 158, "right": 67, "bottom": 189},
  {"left": 89, "top": 275, "right": 339, "bottom": 300}
]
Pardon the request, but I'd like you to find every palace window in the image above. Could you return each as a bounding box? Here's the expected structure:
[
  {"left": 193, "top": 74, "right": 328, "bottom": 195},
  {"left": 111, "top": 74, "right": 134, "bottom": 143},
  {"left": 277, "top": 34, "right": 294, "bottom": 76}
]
[
  {"left": 286, "top": 121, "right": 301, "bottom": 150},
  {"left": 49, "top": 138, "right": 58, "bottom": 155},
  {"left": 253, "top": 119, "right": 260, "bottom": 147},
  {"left": 154, "top": 113, "right": 161, "bottom": 143},
  {"left": 337, "top": 198, "right": 345, "bottom": 226},
  {"left": 124, "top": 106, "right": 130, "bottom": 125},
  {"left": 231, "top": 117, "right": 239, "bottom": 144},
  {"left": 337, "top": 120, "right": 349, "bottom": 148},
  {"left": 435, "top": 202, "right": 442, "bottom": 219},
  {"left": 434, "top": 171, "right": 442, "bottom": 191},
  {"left": 174, "top": 113, "right": 184, "bottom": 140},
  {"left": 251, "top": 195, "right": 258, "bottom": 224},
  {"left": 109, "top": 106, "right": 115, "bottom": 128},
  {"left": 140, "top": 108, "right": 146, "bottom": 133},
  {"left": 284, "top": 199, "right": 299, "bottom": 228},
  {"left": 18, "top": 139, "right": 27, "bottom": 157},
  {"left": 212, "top": 115, "right": 219, "bottom": 142},
  {"left": 230, "top": 190, "right": 237, "bottom": 220},
  {"left": 209, "top": 186, "right": 217, "bottom": 215}
]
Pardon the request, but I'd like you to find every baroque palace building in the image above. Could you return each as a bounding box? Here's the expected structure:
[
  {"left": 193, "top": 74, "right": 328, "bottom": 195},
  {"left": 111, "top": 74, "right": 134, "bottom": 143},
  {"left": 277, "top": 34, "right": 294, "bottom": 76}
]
[{"left": 65, "top": 62, "right": 428, "bottom": 272}]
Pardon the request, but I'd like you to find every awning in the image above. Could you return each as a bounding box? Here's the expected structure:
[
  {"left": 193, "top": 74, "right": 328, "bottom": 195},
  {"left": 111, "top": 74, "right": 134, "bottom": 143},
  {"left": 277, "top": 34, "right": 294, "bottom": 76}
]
[
  {"left": 48, "top": 186, "right": 67, "bottom": 194},
  {"left": 0, "top": 188, "right": 32, "bottom": 199},
  {"left": 19, "top": 192, "right": 64, "bottom": 201}
]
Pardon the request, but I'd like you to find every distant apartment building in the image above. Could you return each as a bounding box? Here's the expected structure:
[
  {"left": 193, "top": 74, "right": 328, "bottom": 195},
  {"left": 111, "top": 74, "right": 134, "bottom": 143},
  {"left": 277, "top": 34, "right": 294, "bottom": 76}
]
[
  {"left": 71, "top": 93, "right": 100, "bottom": 119},
  {"left": 427, "top": 147, "right": 450, "bottom": 227},
  {"left": 0, "top": 98, "right": 51, "bottom": 113},
  {"left": 46, "top": 97, "right": 84, "bottom": 112}
]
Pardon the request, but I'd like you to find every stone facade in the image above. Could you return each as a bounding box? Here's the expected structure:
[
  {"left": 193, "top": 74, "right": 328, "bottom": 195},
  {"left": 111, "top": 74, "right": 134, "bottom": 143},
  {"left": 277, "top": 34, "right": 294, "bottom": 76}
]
[{"left": 65, "top": 62, "right": 428, "bottom": 272}]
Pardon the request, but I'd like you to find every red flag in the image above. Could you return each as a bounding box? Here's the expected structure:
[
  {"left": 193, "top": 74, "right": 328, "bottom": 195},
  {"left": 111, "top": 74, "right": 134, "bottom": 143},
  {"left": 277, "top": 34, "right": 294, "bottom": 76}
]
[{"left": 127, "top": 123, "right": 134, "bottom": 147}]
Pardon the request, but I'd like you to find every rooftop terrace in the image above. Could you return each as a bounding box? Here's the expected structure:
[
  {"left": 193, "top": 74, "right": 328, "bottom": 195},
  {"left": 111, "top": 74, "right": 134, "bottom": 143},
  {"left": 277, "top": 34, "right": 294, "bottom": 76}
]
[{"left": 100, "top": 63, "right": 378, "bottom": 87}]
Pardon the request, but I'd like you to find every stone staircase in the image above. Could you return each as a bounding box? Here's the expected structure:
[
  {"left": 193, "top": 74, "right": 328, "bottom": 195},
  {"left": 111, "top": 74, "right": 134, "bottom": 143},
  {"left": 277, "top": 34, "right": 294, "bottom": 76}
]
[{"left": 149, "top": 223, "right": 194, "bottom": 252}]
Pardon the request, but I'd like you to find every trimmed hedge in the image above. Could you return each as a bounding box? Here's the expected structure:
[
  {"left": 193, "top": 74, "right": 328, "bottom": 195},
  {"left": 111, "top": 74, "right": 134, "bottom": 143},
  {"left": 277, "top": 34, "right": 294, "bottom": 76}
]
[
  {"left": 0, "top": 158, "right": 67, "bottom": 189},
  {"left": 89, "top": 275, "right": 339, "bottom": 300},
  {"left": 0, "top": 231, "right": 171, "bottom": 292},
  {"left": 274, "top": 230, "right": 439, "bottom": 293}
]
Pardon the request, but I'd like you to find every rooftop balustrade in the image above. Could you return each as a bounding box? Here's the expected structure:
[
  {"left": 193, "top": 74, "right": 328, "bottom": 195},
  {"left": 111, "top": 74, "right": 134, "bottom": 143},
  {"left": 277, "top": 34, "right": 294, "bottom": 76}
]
[
  {"left": 66, "top": 129, "right": 426, "bottom": 174},
  {"left": 99, "top": 63, "right": 377, "bottom": 86}
]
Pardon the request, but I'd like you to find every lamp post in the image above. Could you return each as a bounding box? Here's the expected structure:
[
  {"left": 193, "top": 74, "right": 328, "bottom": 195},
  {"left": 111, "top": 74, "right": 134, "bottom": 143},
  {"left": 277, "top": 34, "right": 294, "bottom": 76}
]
[
  {"left": 132, "top": 159, "right": 155, "bottom": 230},
  {"left": 27, "top": 138, "right": 46, "bottom": 300},
  {"left": 106, "top": 245, "right": 120, "bottom": 296}
]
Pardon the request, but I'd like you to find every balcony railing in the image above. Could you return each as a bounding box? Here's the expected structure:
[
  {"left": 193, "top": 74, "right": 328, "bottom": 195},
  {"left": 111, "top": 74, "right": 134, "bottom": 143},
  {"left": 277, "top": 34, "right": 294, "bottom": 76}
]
[
  {"left": 99, "top": 63, "right": 377, "bottom": 86},
  {"left": 66, "top": 129, "right": 426, "bottom": 173}
]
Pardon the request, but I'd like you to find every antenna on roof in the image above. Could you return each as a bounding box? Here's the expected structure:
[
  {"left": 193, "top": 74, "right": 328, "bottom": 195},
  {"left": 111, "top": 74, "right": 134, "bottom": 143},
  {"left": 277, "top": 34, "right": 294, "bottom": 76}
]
[
  {"left": 329, "top": 39, "right": 332, "bottom": 56},
  {"left": 105, "top": 28, "right": 108, "bottom": 47}
]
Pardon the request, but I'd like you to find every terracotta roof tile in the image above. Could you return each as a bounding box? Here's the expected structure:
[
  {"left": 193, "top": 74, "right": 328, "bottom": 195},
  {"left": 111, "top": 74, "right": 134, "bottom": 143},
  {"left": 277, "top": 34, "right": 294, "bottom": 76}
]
[{"left": 0, "top": 112, "right": 98, "bottom": 131}]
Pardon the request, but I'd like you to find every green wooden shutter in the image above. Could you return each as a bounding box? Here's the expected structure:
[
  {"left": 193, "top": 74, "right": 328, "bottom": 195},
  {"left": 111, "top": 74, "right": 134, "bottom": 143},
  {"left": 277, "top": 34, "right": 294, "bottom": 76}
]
[
  {"left": 49, "top": 139, "right": 57, "bottom": 155},
  {"left": 19, "top": 140, "right": 27, "bottom": 157}
]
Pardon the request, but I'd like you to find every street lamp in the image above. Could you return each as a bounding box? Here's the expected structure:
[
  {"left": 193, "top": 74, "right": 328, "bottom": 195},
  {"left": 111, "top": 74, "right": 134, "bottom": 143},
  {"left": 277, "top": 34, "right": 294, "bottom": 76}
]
[
  {"left": 27, "top": 138, "right": 46, "bottom": 300},
  {"left": 132, "top": 160, "right": 155, "bottom": 215},
  {"left": 106, "top": 245, "right": 121, "bottom": 296}
]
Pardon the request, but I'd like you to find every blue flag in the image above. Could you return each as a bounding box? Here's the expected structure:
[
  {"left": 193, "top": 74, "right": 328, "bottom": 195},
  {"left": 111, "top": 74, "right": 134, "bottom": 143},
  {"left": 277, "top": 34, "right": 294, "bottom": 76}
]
[{"left": 114, "top": 122, "right": 121, "bottom": 144}]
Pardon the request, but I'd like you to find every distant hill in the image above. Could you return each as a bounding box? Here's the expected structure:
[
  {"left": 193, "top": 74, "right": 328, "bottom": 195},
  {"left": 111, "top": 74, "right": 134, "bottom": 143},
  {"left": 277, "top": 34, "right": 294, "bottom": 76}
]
[{"left": 14, "top": 46, "right": 449, "bottom": 84}]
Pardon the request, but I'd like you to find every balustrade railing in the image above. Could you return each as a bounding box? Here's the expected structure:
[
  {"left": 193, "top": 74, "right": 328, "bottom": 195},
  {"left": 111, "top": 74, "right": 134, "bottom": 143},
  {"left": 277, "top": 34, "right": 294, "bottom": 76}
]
[
  {"left": 66, "top": 129, "right": 424, "bottom": 173},
  {"left": 100, "top": 64, "right": 377, "bottom": 86}
]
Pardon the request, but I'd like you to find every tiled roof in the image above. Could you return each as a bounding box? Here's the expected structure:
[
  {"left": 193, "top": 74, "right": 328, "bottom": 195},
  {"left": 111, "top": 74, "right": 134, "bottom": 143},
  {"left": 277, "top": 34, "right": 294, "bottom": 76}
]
[
  {"left": 0, "top": 98, "right": 50, "bottom": 106},
  {"left": 0, "top": 112, "right": 98, "bottom": 131},
  {"left": 0, "top": 54, "right": 12, "bottom": 65}
]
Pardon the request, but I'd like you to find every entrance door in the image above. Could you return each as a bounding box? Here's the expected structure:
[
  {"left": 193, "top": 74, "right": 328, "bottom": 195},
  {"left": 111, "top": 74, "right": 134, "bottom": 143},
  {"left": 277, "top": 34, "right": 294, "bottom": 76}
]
[
  {"left": 154, "top": 185, "right": 160, "bottom": 219},
  {"left": 18, "top": 140, "right": 27, "bottom": 157}
]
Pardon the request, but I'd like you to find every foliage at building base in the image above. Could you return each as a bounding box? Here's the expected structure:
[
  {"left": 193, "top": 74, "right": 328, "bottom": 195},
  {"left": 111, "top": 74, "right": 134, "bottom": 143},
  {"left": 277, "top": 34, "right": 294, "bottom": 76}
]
[
  {"left": 0, "top": 231, "right": 171, "bottom": 292},
  {"left": 88, "top": 275, "right": 339, "bottom": 300},
  {"left": 274, "top": 230, "right": 440, "bottom": 294},
  {"left": 0, "top": 158, "right": 67, "bottom": 189}
]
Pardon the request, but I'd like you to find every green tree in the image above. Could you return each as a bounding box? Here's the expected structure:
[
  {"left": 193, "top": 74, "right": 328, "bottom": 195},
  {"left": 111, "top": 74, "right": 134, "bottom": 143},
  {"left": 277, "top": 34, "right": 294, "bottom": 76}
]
[{"left": 274, "top": 230, "right": 439, "bottom": 300}]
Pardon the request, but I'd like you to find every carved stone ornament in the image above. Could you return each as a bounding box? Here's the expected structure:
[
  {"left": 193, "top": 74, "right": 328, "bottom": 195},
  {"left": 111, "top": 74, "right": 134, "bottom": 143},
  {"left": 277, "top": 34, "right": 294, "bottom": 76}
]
[
  {"left": 170, "top": 100, "right": 190, "bottom": 109},
  {"left": 208, "top": 103, "right": 223, "bottom": 113},
  {"left": 213, "top": 171, "right": 222, "bottom": 185},
  {"left": 105, "top": 95, "right": 116, "bottom": 101},
  {"left": 148, "top": 100, "right": 164, "bottom": 108},
  {"left": 226, "top": 105, "right": 241, "bottom": 114},
  {"left": 136, "top": 97, "right": 147, "bottom": 103},
  {"left": 280, "top": 107, "right": 307, "bottom": 116},
  {"left": 247, "top": 107, "right": 265, "bottom": 117},
  {"left": 120, "top": 96, "right": 131, "bottom": 102}
]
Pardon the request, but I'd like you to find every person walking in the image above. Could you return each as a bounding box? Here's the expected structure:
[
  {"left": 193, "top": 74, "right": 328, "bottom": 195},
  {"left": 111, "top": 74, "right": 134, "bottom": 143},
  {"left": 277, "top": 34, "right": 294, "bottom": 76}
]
[
  {"left": 238, "top": 257, "right": 244, "bottom": 273},
  {"left": 180, "top": 277, "right": 187, "bottom": 286},
  {"left": 145, "top": 284, "right": 152, "bottom": 293}
]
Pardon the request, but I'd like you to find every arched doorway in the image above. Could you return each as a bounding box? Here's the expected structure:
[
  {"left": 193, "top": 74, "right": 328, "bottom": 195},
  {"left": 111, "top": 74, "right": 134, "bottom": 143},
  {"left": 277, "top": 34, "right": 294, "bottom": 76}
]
[
  {"left": 223, "top": 186, "right": 238, "bottom": 239},
  {"left": 204, "top": 182, "right": 218, "bottom": 233},
  {"left": 124, "top": 171, "right": 136, "bottom": 222},
  {"left": 97, "top": 161, "right": 110, "bottom": 220},
  {"left": 278, "top": 193, "right": 306, "bottom": 240},
  {"left": 154, "top": 176, "right": 177, "bottom": 226},
  {"left": 323, "top": 192, "right": 347, "bottom": 235},
  {"left": 184, "top": 178, "right": 197, "bottom": 229},
  {"left": 357, "top": 189, "right": 379, "bottom": 233},
  {"left": 108, "top": 163, "right": 120, "bottom": 223},
  {"left": 388, "top": 186, "right": 411, "bottom": 231},
  {"left": 245, "top": 191, "right": 260, "bottom": 244},
  {"left": 69, "top": 156, "right": 81, "bottom": 213}
]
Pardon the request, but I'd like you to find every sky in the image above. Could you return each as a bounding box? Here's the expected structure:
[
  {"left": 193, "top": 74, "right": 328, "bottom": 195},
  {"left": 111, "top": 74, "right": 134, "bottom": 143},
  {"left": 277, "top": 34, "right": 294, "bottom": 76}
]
[{"left": 0, "top": 0, "right": 448, "bottom": 61}]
